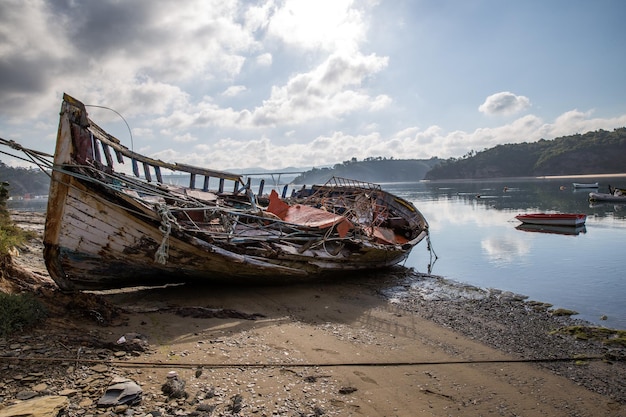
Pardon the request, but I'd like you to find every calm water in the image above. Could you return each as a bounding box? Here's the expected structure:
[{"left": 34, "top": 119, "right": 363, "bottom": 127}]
[{"left": 384, "top": 177, "right": 626, "bottom": 330}]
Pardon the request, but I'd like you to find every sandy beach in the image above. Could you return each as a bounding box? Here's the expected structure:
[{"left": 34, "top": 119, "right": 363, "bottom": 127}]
[{"left": 1, "top": 211, "right": 625, "bottom": 416}]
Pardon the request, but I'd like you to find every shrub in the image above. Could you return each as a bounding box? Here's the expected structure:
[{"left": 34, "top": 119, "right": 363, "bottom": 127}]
[
  {"left": 0, "top": 292, "right": 47, "bottom": 337},
  {"left": 0, "top": 181, "right": 30, "bottom": 256}
]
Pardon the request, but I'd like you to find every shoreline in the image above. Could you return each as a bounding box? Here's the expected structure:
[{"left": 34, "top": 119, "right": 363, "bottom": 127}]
[
  {"left": 2, "top": 212, "right": 625, "bottom": 416},
  {"left": 420, "top": 172, "right": 626, "bottom": 183}
]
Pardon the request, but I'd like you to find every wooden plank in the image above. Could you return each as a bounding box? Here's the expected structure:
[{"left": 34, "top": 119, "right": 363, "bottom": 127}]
[
  {"left": 93, "top": 138, "right": 102, "bottom": 164},
  {"left": 143, "top": 162, "right": 152, "bottom": 182},
  {"left": 101, "top": 142, "right": 114, "bottom": 168},
  {"left": 114, "top": 149, "right": 124, "bottom": 163}
]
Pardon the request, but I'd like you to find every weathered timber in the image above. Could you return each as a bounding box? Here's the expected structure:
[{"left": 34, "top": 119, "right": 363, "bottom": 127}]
[{"left": 36, "top": 93, "right": 431, "bottom": 291}]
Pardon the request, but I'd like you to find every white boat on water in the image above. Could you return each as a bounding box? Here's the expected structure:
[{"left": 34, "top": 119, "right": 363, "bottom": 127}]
[{"left": 572, "top": 182, "right": 598, "bottom": 189}]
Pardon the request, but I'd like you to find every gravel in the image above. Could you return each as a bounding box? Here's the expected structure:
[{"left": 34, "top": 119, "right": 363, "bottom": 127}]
[{"left": 384, "top": 271, "right": 626, "bottom": 402}]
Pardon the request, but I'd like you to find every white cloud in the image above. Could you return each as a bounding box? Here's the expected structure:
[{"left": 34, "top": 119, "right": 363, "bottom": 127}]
[
  {"left": 479, "top": 92, "right": 531, "bottom": 116},
  {"left": 150, "top": 51, "right": 389, "bottom": 130},
  {"left": 222, "top": 85, "right": 247, "bottom": 97},
  {"left": 173, "top": 133, "right": 197, "bottom": 143},
  {"left": 267, "top": 0, "right": 366, "bottom": 52},
  {"left": 256, "top": 53, "right": 273, "bottom": 67}
]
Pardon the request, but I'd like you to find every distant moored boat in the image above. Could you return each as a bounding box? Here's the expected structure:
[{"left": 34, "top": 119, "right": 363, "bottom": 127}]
[
  {"left": 572, "top": 182, "right": 598, "bottom": 189},
  {"left": 515, "top": 213, "right": 587, "bottom": 227}
]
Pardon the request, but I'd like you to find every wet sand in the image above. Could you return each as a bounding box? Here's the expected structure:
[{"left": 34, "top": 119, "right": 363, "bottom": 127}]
[{"left": 2, "top": 211, "right": 625, "bottom": 416}]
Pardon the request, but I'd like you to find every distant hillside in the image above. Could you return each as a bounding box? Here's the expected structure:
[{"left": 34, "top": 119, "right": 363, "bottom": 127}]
[
  {"left": 292, "top": 157, "right": 442, "bottom": 185},
  {"left": 0, "top": 161, "right": 50, "bottom": 197},
  {"left": 425, "top": 128, "right": 626, "bottom": 180},
  {"left": 2, "top": 127, "right": 625, "bottom": 194}
]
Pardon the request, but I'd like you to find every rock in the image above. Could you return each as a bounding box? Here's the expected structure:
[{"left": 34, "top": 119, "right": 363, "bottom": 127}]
[
  {"left": 338, "top": 386, "right": 358, "bottom": 394},
  {"left": 15, "top": 390, "right": 37, "bottom": 400},
  {"left": 97, "top": 378, "right": 142, "bottom": 407},
  {"left": 31, "top": 383, "right": 47, "bottom": 392},
  {"left": 0, "top": 395, "right": 69, "bottom": 417},
  {"left": 90, "top": 364, "right": 108, "bottom": 373},
  {"left": 227, "top": 394, "right": 243, "bottom": 413},
  {"left": 161, "top": 372, "right": 187, "bottom": 400}
]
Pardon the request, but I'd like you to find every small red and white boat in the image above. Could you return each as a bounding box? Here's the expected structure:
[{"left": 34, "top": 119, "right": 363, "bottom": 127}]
[{"left": 515, "top": 213, "right": 587, "bottom": 227}]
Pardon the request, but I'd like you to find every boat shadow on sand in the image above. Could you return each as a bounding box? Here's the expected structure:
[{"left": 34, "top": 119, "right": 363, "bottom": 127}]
[{"left": 85, "top": 267, "right": 417, "bottom": 347}]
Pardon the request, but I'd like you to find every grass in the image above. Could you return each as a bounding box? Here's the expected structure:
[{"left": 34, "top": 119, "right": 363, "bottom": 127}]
[
  {"left": 0, "top": 181, "right": 33, "bottom": 255},
  {"left": 0, "top": 181, "right": 47, "bottom": 337}
]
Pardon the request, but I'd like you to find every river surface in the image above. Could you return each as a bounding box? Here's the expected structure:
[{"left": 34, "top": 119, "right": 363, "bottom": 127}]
[{"left": 383, "top": 176, "right": 626, "bottom": 330}]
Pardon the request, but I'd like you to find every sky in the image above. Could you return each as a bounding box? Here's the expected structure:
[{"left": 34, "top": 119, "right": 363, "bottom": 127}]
[{"left": 1, "top": 0, "right": 625, "bottom": 172}]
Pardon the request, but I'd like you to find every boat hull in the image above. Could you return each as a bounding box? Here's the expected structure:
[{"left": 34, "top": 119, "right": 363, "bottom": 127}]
[
  {"left": 43, "top": 94, "right": 429, "bottom": 291},
  {"left": 45, "top": 179, "right": 422, "bottom": 290},
  {"left": 589, "top": 192, "right": 626, "bottom": 203},
  {"left": 572, "top": 182, "right": 598, "bottom": 188},
  {"left": 515, "top": 213, "right": 586, "bottom": 227}
]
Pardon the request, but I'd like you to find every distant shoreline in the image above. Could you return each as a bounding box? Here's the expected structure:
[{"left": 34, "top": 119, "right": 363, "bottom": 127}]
[{"left": 422, "top": 172, "right": 626, "bottom": 183}]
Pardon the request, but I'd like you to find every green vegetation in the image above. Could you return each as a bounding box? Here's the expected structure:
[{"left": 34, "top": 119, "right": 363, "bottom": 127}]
[
  {"left": 425, "top": 128, "right": 626, "bottom": 180},
  {"left": 0, "top": 181, "right": 47, "bottom": 337},
  {"left": 0, "top": 182, "right": 32, "bottom": 255},
  {"left": 293, "top": 157, "right": 441, "bottom": 184},
  {"left": 550, "top": 308, "right": 579, "bottom": 317},
  {"left": 552, "top": 326, "right": 626, "bottom": 348},
  {"left": 0, "top": 292, "right": 47, "bottom": 337}
]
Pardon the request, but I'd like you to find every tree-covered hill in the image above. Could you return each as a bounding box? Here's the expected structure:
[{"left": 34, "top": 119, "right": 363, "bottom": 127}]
[
  {"left": 425, "top": 128, "right": 626, "bottom": 180},
  {"left": 0, "top": 162, "right": 50, "bottom": 197},
  {"left": 292, "top": 157, "right": 442, "bottom": 184},
  {"left": 293, "top": 128, "right": 626, "bottom": 183}
]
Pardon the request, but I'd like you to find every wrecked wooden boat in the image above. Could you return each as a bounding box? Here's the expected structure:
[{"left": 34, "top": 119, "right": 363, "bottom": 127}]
[{"left": 40, "top": 94, "right": 429, "bottom": 291}]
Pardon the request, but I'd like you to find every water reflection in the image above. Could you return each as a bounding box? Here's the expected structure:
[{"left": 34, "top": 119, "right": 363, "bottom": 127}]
[
  {"left": 383, "top": 177, "right": 626, "bottom": 329},
  {"left": 480, "top": 235, "right": 531, "bottom": 265},
  {"left": 387, "top": 177, "right": 626, "bottom": 221},
  {"left": 515, "top": 223, "right": 587, "bottom": 236}
]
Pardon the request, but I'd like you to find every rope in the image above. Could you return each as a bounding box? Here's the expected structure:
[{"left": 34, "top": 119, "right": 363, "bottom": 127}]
[
  {"left": 0, "top": 354, "right": 612, "bottom": 369},
  {"left": 426, "top": 232, "right": 438, "bottom": 274},
  {"left": 155, "top": 204, "right": 178, "bottom": 264}
]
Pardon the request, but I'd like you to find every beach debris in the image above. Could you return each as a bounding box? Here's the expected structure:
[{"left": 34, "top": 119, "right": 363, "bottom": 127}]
[
  {"left": 115, "top": 332, "right": 150, "bottom": 351},
  {"left": 97, "top": 377, "right": 142, "bottom": 407},
  {"left": 161, "top": 371, "right": 188, "bottom": 399}
]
